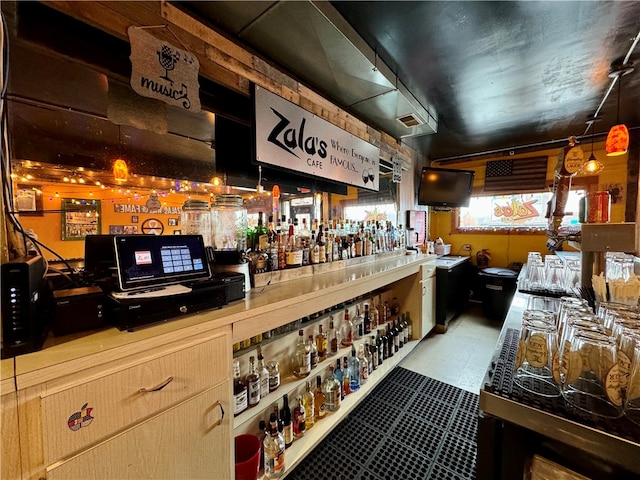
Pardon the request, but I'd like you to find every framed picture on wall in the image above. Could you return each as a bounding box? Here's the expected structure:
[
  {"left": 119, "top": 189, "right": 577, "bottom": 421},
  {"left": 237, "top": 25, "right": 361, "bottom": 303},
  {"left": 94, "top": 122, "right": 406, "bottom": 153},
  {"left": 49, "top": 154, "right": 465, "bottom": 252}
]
[
  {"left": 16, "top": 185, "right": 43, "bottom": 216},
  {"left": 61, "top": 198, "right": 101, "bottom": 240}
]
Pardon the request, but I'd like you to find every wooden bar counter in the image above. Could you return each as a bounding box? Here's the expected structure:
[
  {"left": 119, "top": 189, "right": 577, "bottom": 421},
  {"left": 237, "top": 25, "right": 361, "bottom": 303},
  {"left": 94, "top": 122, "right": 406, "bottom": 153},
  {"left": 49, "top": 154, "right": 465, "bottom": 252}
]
[{"left": 5, "top": 252, "right": 435, "bottom": 480}]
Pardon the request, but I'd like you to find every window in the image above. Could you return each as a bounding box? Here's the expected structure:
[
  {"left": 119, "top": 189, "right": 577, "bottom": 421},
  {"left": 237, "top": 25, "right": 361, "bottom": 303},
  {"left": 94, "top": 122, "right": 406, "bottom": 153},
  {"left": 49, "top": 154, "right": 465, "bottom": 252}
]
[
  {"left": 344, "top": 203, "right": 398, "bottom": 225},
  {"left": 456, "top": 190, "right": 586, "bottom": 232}
]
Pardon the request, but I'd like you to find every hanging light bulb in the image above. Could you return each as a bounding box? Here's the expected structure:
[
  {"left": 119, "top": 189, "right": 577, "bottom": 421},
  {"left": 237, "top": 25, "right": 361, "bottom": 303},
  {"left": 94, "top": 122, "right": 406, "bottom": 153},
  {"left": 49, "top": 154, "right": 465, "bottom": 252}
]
[
  {"left": 581, "top": 117, "right": 604, "bottom": 174},
  {"left": 605, "top": 63, "right": 633, "bottom": 156}
]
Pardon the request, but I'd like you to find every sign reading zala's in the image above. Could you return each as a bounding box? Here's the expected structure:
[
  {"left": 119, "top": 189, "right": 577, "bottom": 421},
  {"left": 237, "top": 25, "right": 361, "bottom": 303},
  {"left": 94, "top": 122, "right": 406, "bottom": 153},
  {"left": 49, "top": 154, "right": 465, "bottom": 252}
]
[
  {"left": 128, "top": 26, "right": 201, "bottom": 112},
  {"left": 254, "top": 86, "right": 380, "bottom": 191}
]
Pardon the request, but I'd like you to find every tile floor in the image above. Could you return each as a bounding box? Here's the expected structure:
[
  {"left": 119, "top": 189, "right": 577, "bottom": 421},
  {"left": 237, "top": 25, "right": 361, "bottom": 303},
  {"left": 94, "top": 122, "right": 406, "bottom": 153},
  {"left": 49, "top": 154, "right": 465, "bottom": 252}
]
[{"left": 400, "top": 301, "right": 502, "bottom": 394}]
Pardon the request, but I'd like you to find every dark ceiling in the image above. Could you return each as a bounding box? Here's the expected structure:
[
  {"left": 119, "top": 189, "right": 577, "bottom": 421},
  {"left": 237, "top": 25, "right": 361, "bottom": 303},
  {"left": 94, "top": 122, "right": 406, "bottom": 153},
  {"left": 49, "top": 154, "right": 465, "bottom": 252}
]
[{"left": 181, "top": 1, "right": 640, "bottom": 163}]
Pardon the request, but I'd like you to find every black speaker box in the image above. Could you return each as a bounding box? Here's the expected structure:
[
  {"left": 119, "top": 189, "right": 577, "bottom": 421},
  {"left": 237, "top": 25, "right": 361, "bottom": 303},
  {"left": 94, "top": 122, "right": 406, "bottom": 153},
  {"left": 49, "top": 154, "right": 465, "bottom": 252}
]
[{"left": 1, "top": 255, "right": 47, "bottom": 358}]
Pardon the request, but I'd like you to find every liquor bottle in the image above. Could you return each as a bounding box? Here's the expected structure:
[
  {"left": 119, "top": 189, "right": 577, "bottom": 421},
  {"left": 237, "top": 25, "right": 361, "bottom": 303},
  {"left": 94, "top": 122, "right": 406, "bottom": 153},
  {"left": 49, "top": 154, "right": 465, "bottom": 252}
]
[
  {"left": 325, "top": 227, "right": 333, "bottom": 263},
  {"left": 233, "top": 359, "right": 248, "bottom": 416},
  {"left": 363, "top": 303, "right": 372, "bottom": 335},
  {"left": 310, "top": 225, "right": 320, "bottom": 264},
  {"left": 322, "top": 366, "right": 341, "bottom": 412},
  {"left": 405, "top": 312, "right": 413, "bottom": 341},
  {"left": 333, "top": 359, "right": 344, "bottom": 400},
  {"left": 259, "top": 419, "right": 267, "bottom": 471},
  {"left": 377, "top": 298, "right": 387, "bottom": 326},
  {"left": 328, "top": 317, "right": 340, "bottom": 357},
  {"left": 246, "top": 355, "right": 261, "bottom": 408},
  {"left": 358, "top": 344, "right": 369, "bottom": 384},
  {"left": 375, "top": 330, "right": 383, "bottom": 366},
  {"left": 391, "top": 296, "right": 401, "bottom": 316},
  {"left": 254, "top": 211, "right": 269, "bottom": 252},
  {"left": 381, "top": 326, "right": 389, "bottom": 360},
  {"left": 342, "top": 356, "right": 352, "bottom": 396},
  {"left": 273, "top": 403, "right": 283, "bottom": 433},
  {"left": 370, "top": 298, "right": 379, "bottom": 329},
  {"left": 293, "top": 329, "right": 311, "bottom": 378},
  {"left": 316, "top": 324, "right": 327, "bottom": 361},
  {"left": 257, "top": 347, "right": 270, "bottom": 400},
  {"left": 384, "top": 300, "right": 391, "bottom": 324},
  {"left": 293, "top": 395, "right": 306, "bottom": 439},
  {"left": 349, "top": 347, "right": 361, "bottom": 392},
  {"left": 362, "top": 342, "right": 373, "bottom": 376},
  {"left": 317, "top": 226, "right": 326, "bottom": 263},
  {"left": 401, "top": 313, "right": 409, "bottom": 345},
  {"left": 352, "top": 305, "right": 363, "bottom": 341},
  {"left": 267, "top": 215, "right": 279, "bottom": 272},
  {"left": 387, "top": 323, "right": 396, "bottom": 357},
  {"left": 369, "top": 336, "right": 379, "bottom": 370},
  {"left": 341, "top": 309, "right": 353, "bottom": 347},
  {"left": 314, "top": 375, "right": 326, "bottom": 420},
  {"left": 302, "top": 381, "right": 315, "bottom": 430},
  {"left": 285, "top": 223, "right": 302, "bottom": 268},
  {"left": 264, "top": 412, "right": 286, "bottom": 479},
  {"left": 281, "top": 394, "right": 293, "bottom": 448},
  {"left": 298, "top": 218, "right": 311, "bottom": 266},
  {"left": 354, "top": 230, "right": 362, "bottom": 257},
  {"left": 391, "top": 320, "right": 400, "bottom": 353},
  {"left": 308, "top": 334, "right": 318, "bottom": 370},
  {"left": 277, "top": 218, "right": 287, "bottom": 270},
  {"left": 396, "top": 316, "right": 404, "bottom": 349}
]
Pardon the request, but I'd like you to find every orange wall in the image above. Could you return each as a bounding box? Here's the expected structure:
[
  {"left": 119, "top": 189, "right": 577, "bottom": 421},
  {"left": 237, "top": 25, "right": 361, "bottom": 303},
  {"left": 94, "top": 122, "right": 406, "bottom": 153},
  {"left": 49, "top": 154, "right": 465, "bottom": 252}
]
[
  {"left": 18, "top": 184, "right": 210, "bottom": 260},
  {"left": 429, "top": 142, "right": 629, "bottom": 268}
]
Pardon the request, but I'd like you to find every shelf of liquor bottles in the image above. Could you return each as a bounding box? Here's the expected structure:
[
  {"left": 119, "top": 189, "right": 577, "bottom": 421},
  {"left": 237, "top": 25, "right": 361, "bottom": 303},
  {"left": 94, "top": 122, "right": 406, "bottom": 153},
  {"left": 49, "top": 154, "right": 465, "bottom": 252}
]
[
  {"left": 232, "top": 290, "right": 409, "bottom": 423},
  {"left": 235, "top": 332, "right": 419, "bottom": 478},
  {"left": 232, "top": 289, "right": 417, "bottom": 477}
]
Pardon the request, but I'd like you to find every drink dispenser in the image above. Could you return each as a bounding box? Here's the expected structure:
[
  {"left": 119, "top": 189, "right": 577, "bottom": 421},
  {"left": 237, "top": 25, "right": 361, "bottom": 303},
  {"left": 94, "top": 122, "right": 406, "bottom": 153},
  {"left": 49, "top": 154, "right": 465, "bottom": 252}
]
[
  {"left": 210, "top": 194, "right": 250, "bottom": 288},
  {"left": 180, "top": 199, "right": 212, "bottom": 247}
]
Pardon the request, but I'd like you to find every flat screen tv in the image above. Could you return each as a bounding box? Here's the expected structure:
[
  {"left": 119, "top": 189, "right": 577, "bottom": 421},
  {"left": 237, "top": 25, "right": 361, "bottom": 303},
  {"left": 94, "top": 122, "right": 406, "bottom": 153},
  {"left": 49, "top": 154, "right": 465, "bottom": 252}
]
[
  {"left": 417, "top": 167, "right": 475, "bottom": 208},
  {"left": 114, "top": 235, "right": 211, "bottom": 291}
]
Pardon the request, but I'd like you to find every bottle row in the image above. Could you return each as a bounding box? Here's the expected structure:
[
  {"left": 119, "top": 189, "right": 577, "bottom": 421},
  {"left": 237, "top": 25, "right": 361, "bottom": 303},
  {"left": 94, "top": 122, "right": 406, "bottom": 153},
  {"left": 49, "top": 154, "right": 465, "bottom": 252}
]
[
  {"left": 232, "top": 309, "right": 413, "bottom": 416},
  {"left": 247, "top": 214, "right": 407, "bottom": 274},
  {"left": 255, "top": 328, "right": 412, "bottom": 479},
  {"left": 233, "top": 293, "right": 406, "bottom": 354}
]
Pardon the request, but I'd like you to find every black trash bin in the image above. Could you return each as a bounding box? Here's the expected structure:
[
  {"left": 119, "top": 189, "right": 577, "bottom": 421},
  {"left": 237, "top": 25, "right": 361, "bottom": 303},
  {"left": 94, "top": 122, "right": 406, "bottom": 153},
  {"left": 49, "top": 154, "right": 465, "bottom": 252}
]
[{"left": 478, "top": 267, "right": 518, "bottom": 321}]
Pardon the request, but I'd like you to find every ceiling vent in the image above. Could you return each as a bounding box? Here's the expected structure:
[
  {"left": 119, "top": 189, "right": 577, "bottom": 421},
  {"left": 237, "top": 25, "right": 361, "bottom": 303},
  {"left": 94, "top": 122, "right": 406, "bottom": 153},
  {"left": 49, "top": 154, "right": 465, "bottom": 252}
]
[{"left": 396, "top": 113, "right": 424, "bottom": 128}]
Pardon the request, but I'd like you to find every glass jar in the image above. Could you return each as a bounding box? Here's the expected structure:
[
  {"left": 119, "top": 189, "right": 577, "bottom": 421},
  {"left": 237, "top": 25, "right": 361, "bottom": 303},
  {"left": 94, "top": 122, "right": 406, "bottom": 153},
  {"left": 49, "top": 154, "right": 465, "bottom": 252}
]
[
  {"left": 180, "top": 199, "right": 212, "bottom": 247},
  {"left": 266, "top": 360, "right": 280, "bottom": 392},
  {"left": 586, "top": 191, "right": 611, "bottom": 224},
  {"left": 210, "top": 194, "right": 247, "bottom": 252}
]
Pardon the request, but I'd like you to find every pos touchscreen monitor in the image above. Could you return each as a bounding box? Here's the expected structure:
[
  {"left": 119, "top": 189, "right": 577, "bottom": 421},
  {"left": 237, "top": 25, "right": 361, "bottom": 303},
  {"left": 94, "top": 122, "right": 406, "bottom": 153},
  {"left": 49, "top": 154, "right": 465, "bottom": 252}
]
[{"left": 114, "top": 235, "right": 211, "bottom": 291}]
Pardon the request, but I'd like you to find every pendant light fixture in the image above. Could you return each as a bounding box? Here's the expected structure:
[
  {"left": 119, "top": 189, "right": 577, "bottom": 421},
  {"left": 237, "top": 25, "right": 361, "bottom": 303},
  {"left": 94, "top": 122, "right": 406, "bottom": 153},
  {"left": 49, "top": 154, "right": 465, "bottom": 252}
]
[
  {"left": 582, "top": 117, "right": 603, "bottom": 174},
  {"left": 605, "top": 63, "right": 634, "bottom": 156}
]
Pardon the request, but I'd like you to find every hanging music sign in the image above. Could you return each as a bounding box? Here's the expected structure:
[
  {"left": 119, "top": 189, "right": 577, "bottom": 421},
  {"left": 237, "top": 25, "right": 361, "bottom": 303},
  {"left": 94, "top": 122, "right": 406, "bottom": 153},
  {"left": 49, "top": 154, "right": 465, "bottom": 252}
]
[{"left": 128, "top": 26, "right": 201, "bottom": 112}]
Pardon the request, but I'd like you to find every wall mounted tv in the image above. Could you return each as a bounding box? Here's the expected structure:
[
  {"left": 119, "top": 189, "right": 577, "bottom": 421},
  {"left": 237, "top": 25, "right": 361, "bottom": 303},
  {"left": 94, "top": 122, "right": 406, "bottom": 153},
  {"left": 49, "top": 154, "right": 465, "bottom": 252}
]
[{"left": 417, "top": 167, "right": 475, "bottom": 208}]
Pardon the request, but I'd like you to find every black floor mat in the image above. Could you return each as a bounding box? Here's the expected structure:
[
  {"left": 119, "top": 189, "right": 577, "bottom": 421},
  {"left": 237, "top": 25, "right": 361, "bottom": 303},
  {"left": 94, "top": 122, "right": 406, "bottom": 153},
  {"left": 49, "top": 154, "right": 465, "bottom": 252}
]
[{"left": 288, "top": 367, "right": 478, "bottom": 480}]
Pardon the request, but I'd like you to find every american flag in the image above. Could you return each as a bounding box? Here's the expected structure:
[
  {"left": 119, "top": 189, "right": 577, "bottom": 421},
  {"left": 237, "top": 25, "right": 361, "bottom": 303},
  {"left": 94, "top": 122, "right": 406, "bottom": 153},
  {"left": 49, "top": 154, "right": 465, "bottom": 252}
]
[{"left": 484, "top": 157, "right": 548, "bottom": 193}]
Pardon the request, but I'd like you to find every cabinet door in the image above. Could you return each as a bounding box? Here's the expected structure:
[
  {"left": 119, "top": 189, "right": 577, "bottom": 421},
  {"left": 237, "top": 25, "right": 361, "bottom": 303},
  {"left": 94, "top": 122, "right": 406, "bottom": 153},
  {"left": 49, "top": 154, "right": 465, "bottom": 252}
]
[
  {"left": 47, "top": 382, "right": 232, "bottom": 480},
  {"left": 421, "top": 275, "right": 436, "bottom": 335}
]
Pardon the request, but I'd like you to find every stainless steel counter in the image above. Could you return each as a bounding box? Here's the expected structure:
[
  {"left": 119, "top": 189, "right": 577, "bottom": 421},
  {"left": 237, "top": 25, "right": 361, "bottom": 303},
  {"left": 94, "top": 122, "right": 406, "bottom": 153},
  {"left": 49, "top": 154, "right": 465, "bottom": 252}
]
[{"left": 478, "top": 290, "right": 640, "bottom": 478}]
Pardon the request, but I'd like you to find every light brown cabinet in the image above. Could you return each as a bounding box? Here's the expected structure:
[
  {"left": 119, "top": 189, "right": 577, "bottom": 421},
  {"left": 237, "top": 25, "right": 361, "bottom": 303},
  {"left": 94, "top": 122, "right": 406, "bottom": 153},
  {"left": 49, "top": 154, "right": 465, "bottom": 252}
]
[
  {"left": 16, "top": 326, "right": 232, "bottom": 480},
  {"left": 46, "top": 383, "right": 229, "bottom": 480}
]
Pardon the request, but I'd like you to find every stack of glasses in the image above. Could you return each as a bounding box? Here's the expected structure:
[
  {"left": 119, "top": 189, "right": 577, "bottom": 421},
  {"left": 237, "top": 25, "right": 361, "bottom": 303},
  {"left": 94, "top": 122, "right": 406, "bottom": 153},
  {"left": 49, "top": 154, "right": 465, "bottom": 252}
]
[
  {"left": 514, "top": 296, "right": 640, "bottom": 424},
  {"left": 521, "top": 252, "right": 581, "bottom": 296}
]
